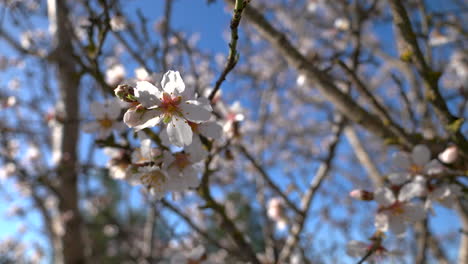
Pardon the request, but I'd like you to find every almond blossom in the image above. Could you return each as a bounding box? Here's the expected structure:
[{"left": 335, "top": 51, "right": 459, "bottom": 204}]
[
  {"left": 136, "top": 166, "right": 171, "bottom": 200},
  {"left": 374, "top": 184, "right": 426, "bottom": 236},
  {"left": 83, "top": 99, "right": 127, "bottom": 139},
  {"left": 218, "top": 101, "right": 245, "bottom": 138},
  {"left": 124, "top": 70, "right": 212, "bottom": 147},
  {"left": 390, "top": 144, "right": 443, "bottom": 183},
  {"left": 161, "top": 148, "right": 203, "bottom": 192}
]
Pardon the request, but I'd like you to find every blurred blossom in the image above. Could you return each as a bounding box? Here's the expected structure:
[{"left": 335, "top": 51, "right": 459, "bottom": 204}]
[
  {"left": 428, "top": 29, "right": 454, "bottom": 46},
  {"left": 334, "top": 18, "right": 350, "bottom": 31},
  {"left": 296, "top": 74, "right": 306, "bottom": 86},
  {"left": 110, "top": 15, "right": 127, "bottom": 31},
  {"left": 82, "top": 99, "right": 127, "bottom": 139},
  {"left": 267, "top": 197, "right": 288, "bottom": 230},
  {"left": 0, "top": 162, "right": 17, "bottom": 180},
  {"left": 103, "top": 224, "right": 119, "bottom": 237},
  {"left": 105, "top": 64, "right": 126, "bottom": 86},
  {"left": 438, "top": 145, "right": 458, "bottom": 164},
  {"left": 8, "top": 79, "right": 20, "bottom": 90}
]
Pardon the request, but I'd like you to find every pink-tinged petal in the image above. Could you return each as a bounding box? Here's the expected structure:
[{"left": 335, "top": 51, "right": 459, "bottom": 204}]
[
  {"left": 135, "top": 81, "right": 162, "bottom": 108},
  {"left": 180, "top": 101, "right": 211, "bottom": 123},
  {"left": 182, "top": 166, "right": 199, "bottom": 188},
  {"left": 90, "top": 101, "right": 106, "bottom": 119},
  {"left": 346, "top": 240, "right": 368, "bottom": 257},
  {"left": 403, "top": 203, "right": 426, "bottom": 222},
  {"left": 398, "top": 177, "right": 426, "bottom": 201},
  {"left": 186, "top": 136, "right": 208, "bottom": 163},
  {"left": 388, "top": 215, "right": 406, "bottom": 236},
  {"left": 374, "top": 187, "right": 395, "bottom": 207},
  {"left": 167, "top": 117, "right": 192, "bottom": 147},
  {"left": 161, "top": 70, "right": 185, "bottom": 95},
  {"left": 82, "top": 121, "right": 100, "bottom": 133},
  {"left": 388, "top": 173, "right": 410, "bottom": 185},
  {"left": 104, "top": 98, "right": 122, "bottom": 119},
  {"left": 412, "top": 144, "right": 431, "bottom": 166},
  {"left": 374, "top": 212, "right": 389, "bottom": 232},
  {"left": 392, "top": 152, "right": 411, "bottom": 170},
  {"left": 199, "top": 121, "right": 223, "bottom": 139},
  {"left": 133, "top": 110, "right": 162, "bottom": 131},
  {"left": 438, "top": 146, "right": 458, "bottom": 164}
]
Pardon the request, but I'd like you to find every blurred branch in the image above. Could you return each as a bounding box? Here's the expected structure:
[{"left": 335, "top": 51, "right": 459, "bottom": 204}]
[
  {"left": 161, "top": 199, "right": 237, "bottom": 256},
  {"left": 344, "top": 126, "right": 384, "bottom": 187},
  {"left": 278, "top": 116, "right": 344, "bottom": 262},
  {"left": 227, "top": 0, "right": 412, "bottom": 149},
  {"left": 337, "top": 60, "right": 412, "bottom": 145},
  {"left": 388, "top": 0, "right": 468, "bottom": 153},
  {"left": 238, "top": 144, "right": 302, "bottom": 216}
]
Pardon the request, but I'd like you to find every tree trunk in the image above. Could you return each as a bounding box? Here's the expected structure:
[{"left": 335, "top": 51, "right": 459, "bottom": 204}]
[{"left": 50, "top": 0, "right": 86, "bottom": 263}]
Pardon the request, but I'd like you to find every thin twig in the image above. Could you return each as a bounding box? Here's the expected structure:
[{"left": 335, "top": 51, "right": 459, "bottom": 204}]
[{"left": 208, "top": 0, "right": 250, "bottom": 101}]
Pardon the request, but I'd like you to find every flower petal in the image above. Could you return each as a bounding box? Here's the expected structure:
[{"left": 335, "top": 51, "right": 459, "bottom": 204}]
[
  {"left": 375, "top": 212, "right": 389, "bottom": 232},
  {"left": 403, "top": 203, "right": 426, "bottom": 222},
  {"left": 392, "top": 152, "right": 411, "bottom": 170},
  {"left": 133, "top": 110, "right": 162, "bottom": 131},
  {"left": 186, "top": 136, "right": 208, "bottom": 163},
  {"left": 412, "top": 144, "right": 431, "bottom": 166},
  {"left": 199, "top": 121, "right": 223, "bottom": 139},
  {"left": 162, "top": 151, "right": 176, "bottom": 171},
  {"left": 90, "top": 101, "right": 106, "bottom": 119},
  {"left": 180, "top": 101, "right": 211, "bottom": 123},
  {"left": 135, "top": 81, "right": 162, "bottom": 108},
  {"left": 167, "top": 117, "right": 192, "bottom": 147},
  {"left": 398, "top": 176, "right": 426, "bottom": 201},
  {"left": 374, "top": 187, "right": 395, "bottom": 207},
  {"left": 104, "top": 98, "right": 122, "bottom": 119},
  {"left": 388, "top": 173, "right": 410, "bottom": 185},
  {"left": 388, "top": 214, "right": 406, "bottom": 236},
  {"left": 82, "top": 121, "right": 100, "bottom": 133},
  {"left": 161, "top": 70, "right": 185, "bottom": 95},
  {"left": 182, "top": 166, "right": 199, "bottom": 188}
]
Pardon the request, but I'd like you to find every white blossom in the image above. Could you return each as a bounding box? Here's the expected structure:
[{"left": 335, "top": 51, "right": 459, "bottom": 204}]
[
  {"left": 161, "top": 149, "right": 203, "bottom": 192},
  {"left": 105, "top": 64, "right": 126, "bottom": 86},
  {"left": 125, "top": 70, "right": 212, "bottom": 147},
  {"left": 83, "top": 99, "right": 127, "bottom": 139},
  {"left": 374, "top": 185, "right": 426, "bottom": 236}
]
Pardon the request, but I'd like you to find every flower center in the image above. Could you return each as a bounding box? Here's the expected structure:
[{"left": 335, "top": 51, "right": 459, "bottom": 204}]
[
  {"left": 99, "top": 118, "right": 113, "bottom": 128},
  {"left": 140, "top": 170, "right": 166, "bottom": 191},
  {"left": 389, "top": 202, "right": 405, "bottom": 215},
  {"left": 188, "top": 121, "right": 199, "bottom": 133},
  {"left": 160, "top": 92, "right": 182, "bottom": 123},
  {"left": 174, "top": 153, "right": 190, "bottom": 169},
  {"left": 409, "top": 164, "right": 423, "bottom": 174}
]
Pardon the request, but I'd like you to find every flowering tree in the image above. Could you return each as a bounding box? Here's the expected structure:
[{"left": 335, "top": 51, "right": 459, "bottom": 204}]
[{"left": 0, "top": 0, "right": 467, "bottom": 263}]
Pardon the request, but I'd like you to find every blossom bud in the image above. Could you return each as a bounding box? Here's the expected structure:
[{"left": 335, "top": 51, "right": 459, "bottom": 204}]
[
  {"left": 349, "top": 189, "right": 374, "bottom": 201},
  {"left": 114, "top": 84, "right": 136, "bottom": 103},
  {"left": 438, "top": 146, "right": 458, "bottom": 164}
]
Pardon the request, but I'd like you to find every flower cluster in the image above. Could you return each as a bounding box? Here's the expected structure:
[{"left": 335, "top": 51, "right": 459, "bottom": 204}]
[
  {"left": 110, "top": 70, "right": 223, "bottom": 199},
  {"left": 347, "top": 144, "right": 463, "bottom": 260}
]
